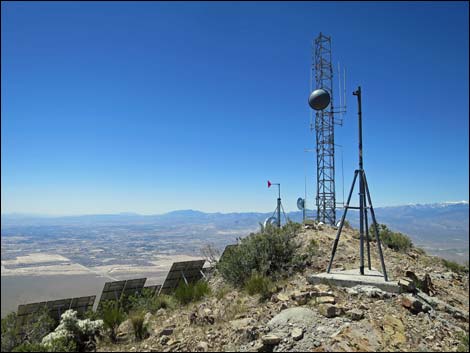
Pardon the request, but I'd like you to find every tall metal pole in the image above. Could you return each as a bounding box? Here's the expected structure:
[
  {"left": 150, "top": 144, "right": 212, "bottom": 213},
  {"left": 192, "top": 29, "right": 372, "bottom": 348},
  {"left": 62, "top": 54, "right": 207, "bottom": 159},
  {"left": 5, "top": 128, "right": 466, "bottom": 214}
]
[
  {"left": 277, "top": 184, "right": 281, "bottom": 228},
  {"left": 354, "top": 86, "right": 365, "bottom": 275}
]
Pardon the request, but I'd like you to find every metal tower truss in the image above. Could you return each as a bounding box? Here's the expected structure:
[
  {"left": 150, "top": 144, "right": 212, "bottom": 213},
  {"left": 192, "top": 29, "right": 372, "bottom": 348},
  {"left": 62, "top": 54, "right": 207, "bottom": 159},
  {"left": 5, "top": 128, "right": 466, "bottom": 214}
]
[{"left": 311, "top": 33, "right": 337, "bottom": 225}]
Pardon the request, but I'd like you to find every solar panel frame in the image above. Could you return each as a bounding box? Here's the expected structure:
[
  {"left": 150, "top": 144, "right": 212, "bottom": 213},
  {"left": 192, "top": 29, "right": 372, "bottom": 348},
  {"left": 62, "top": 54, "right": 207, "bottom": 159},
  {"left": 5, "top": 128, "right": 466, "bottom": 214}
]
[
  {"left": 121, "top": 278, "right": 147, "bottom": 298},
  {"left": 97, "top": 280, "right": 126, "bottom": 309},
  {"left": 17, "top": 301, "right": 47, "bottom": 327},
  {"left": 143, "top": 285, "right": 161, "bottom": 296},
  {"left": 69, "top": 295, "right": 96, "bottom": 316},
  {"left": 159, "top": 259, "right": 206, "bottom": 295},
  {"left": 46, "top": 298, "right": 73, "bottom": 321}
]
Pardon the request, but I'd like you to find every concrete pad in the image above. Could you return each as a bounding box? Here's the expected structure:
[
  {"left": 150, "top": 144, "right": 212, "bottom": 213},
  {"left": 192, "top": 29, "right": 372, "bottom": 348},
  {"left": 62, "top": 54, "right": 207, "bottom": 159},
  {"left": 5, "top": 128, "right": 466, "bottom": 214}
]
[{"left": 307, "top": 268, "right": 400, "bottom": 293}]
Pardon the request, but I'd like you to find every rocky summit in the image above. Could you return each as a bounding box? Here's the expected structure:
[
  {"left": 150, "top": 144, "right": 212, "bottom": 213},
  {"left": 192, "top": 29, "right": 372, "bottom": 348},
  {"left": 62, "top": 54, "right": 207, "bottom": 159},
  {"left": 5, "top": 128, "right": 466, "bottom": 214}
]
[{"left": 98, "top": 224, "right": 469, "bottom": 352}]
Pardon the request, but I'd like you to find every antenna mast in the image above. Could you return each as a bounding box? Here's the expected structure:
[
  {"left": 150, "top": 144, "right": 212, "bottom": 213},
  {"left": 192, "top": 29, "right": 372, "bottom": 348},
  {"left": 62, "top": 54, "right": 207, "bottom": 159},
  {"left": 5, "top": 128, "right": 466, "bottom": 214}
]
[{"left": 311, "top": 33, "right": 337, "bottom": 225}]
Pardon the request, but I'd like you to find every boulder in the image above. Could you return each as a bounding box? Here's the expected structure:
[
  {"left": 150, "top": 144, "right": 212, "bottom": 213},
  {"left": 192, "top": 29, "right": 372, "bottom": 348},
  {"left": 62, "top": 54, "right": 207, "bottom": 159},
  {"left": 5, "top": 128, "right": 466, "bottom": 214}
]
[
  {"left": 316, "top": 296, "right": 336, "bottom": 304},
  {"left": 158, "top": 325, "right": 175, "bottom": 336},
  {"left": 276, "top": 293, "right": 290, "bottom": 302},
  {"left": 196, "top": 341, "right": 209, "bottom": 352},
  {"left": 398, "top": 277, "right": 416, "bottom": 293},
  {"left": 318, "top": 304, "right": 342, "bottom": 318},
  {"left": 291, "top": 327, "right": 304, "bottom": 341},
  {"left": 346, "top": 308, "right": 364, "bottom": 321},
  {"left": 261, "top": 334, "right": 281, "bottom": 345},
  {"left": 290, "top": 291, "right": 311, "bottom": 305},
  {"left": 401, "top": 294, "right": 429, "bottom": 314}
]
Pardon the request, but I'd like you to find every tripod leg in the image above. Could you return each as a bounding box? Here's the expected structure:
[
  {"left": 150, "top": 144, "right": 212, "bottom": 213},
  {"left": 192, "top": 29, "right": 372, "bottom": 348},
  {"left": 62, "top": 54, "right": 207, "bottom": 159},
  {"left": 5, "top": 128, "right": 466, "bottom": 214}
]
[
  {"left": 327, "top": 170, "right": 359, "bottom": 273},
  {"left": 363, "top": 172, "right": 388, "bottom": 281},
  {"left": 363, "top": 174, "right": 372, "bottom": 270},
  {"left": 359, "top": 170, "right": 365, "bottom": 275}
]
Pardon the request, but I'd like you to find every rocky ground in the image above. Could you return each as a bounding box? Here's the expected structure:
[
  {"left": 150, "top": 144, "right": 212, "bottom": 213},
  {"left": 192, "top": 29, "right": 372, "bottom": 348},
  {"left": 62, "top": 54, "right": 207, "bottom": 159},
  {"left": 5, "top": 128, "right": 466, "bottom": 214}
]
[{"left": 97, "top": 225, "right": 469, "bottom": 352}]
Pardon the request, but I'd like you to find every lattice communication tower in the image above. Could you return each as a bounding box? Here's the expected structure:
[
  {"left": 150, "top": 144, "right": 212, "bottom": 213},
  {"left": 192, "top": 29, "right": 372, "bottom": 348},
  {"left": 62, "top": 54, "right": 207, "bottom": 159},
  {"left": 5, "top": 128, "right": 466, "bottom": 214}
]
[{"left": 311, "top": 32, "right": 340, "bottom": 225}]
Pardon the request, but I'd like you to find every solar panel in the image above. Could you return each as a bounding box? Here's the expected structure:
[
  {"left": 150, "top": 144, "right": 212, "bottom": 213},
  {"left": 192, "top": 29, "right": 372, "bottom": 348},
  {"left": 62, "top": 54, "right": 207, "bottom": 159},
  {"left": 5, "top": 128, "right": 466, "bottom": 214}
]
[
  {"left": 46, "top": 298, "right": 73, "bottom": 322},
  {"left": 143, "top": 285, "right": 161, "bottom": 296},
  {"left": 159, "top": 259, "right": 206, "bottom": 295},
  {"left": 69, "top": 296, "right": 96, "bottom": 316},
  {"left": 121, "top": 278, "right": 147, "bottom": 299},
  {"left": 17, "top": 301, "right": 47, "bottom": 327},
  {"left": 97, "top": 280, "right": 126, "bottom": 309}
]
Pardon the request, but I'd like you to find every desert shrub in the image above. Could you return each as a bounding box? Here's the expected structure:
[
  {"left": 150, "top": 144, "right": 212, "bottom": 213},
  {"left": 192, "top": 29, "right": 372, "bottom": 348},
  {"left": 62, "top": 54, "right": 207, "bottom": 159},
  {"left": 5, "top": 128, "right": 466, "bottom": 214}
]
[
  {"left": 153, "top": 295, "right": 177, "bottom": 311},
  {"left": 2, "top": 312, "right": 20, "bottom": 352},
  {"left": 100, "top": 301, "right": 125, "bottom": 343},
  {"left": 2, "top": 307, "right": 56, "bottom": 352},
  {"left": 41, "top": 309, "right": 102, "bottom": 352},
  {"left": 217, "top": 222, "right": 302, "bottom": 285},
  {"left": 215, "top": 285, "right": 231, "bottom": 301},
  {"left": 222, "top": 299, "right": 247, "bottom": 321},
  {"left": 174, "top": 280, "right": 211, "bottom": 305},
  {"left": 129, "top": 311, "right": 148, "bottom": 341},
  {"left": 244, "top": 273, "right": 274, "bottom": 301},
  {"left": 11, "top": 342, "right": 47, "bottom": 352},
  {"left": 306, "top": 238, "right": 319, "bottom": 258},
  {"left": 457, "top": 332, "right": 469, "bottom": 352},
  {"left": 442, "top": 259, "right": 469, "bottom": 274},
  {"left": 369, "top": 224, "right": 413, "bottom": 252}
]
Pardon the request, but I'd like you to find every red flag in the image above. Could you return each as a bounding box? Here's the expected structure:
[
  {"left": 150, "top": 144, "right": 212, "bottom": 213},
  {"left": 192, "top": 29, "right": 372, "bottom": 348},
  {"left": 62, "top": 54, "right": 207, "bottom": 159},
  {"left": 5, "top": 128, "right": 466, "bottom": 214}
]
[{"left": 267, "top": 180, "right": 272, "bottom": 188}]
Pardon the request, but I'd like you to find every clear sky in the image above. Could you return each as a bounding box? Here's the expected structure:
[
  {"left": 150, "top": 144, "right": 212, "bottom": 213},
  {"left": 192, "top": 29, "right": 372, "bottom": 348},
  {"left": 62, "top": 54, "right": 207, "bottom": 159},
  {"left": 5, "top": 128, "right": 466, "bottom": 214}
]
[{"left": 1, "top": 1, "right": 469, "bottom": 215}]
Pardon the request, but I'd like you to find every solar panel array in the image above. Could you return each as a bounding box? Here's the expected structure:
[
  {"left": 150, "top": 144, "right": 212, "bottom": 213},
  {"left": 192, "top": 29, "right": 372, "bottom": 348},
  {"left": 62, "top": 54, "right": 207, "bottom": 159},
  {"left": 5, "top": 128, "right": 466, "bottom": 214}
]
[
  {"left": 97, "top": 278, "right": 146, "bottom": 309},
  {"left": 70, "top": 295, "right": 96, "bottom": 316},
  {"left": 15, "top": 258, "right": 210, "bottom": 322},
  {"left": 16, "top": 295, "right": 96, "bottom": 327},
  {"left": 159, "top": 260, "right": 206, "bottom": 295}
]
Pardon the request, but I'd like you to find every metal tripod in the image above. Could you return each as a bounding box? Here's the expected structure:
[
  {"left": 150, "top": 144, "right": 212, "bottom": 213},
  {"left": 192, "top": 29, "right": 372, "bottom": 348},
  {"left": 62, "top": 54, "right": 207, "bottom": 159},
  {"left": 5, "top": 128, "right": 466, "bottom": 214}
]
[{"left": 326, "top": 86, "right": 388, "bottom": 281}]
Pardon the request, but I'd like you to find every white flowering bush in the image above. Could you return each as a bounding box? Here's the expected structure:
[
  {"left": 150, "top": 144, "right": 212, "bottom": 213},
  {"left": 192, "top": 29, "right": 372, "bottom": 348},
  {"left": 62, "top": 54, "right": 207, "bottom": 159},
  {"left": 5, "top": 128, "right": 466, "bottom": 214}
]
[{"left": 42, "top": 309, "right": 103, "bottom": 352}]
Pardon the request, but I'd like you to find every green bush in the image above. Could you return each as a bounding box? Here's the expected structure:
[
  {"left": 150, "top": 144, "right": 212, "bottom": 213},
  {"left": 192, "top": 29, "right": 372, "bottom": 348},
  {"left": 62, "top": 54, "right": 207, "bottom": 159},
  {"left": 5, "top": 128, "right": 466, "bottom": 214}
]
[
  {"left": 129, "top": 311, "right": 147, "bottom": 341},
  {"left": 442, "top": 259, "right": 469, "bottom": 274},
  {"left": 2, "top": 312, "right": 20, "bottom": 352},
  {"left": 100, "top": 301, "right": 125, "bottom": 343},
  {"left": 244, "top": 273, "right": 274, "bottom": 301},
  {"left": 11, "top": 342, "right": 47, "bottom": 352},
  {"left": 174, "top": 280, "right": 211, "bottom": 305},
  {"left": 153, "top": 295, "right": 177, "bottom": 311},
  {"left": 369, "top": 224, "right": 413, "bottom": 252},
  {"left": 306, "top": 238, "right": 319, "bottom": 258},
  {"left": 217, "top": 222, "right": 302, "bottom": 285},
  {"left": 457, "top": 332, "right": 469, "bottom": 352},
  {"left": 2, "top": 307, "right": 56, "bottom": 352},
  {"left": 43, "top": 336, "right": 77, "bottom": 352},
  {"left": 215, "top": 285, "right": 231, "bottom": 301}
]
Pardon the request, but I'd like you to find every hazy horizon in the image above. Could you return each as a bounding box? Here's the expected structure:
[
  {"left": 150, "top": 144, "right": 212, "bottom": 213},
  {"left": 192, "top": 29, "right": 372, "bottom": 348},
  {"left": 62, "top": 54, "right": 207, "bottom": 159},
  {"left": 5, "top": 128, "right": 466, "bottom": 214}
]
[{"left": 1, "top": 199, "right": 468, "bottom": 218}]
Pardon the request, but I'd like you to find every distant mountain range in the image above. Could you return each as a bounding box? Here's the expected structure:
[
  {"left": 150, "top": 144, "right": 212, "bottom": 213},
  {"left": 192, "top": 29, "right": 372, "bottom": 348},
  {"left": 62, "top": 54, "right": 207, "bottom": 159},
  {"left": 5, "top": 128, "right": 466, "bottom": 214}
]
[{"left": 2, "top": 202, "right": 468, "bottom": 262}]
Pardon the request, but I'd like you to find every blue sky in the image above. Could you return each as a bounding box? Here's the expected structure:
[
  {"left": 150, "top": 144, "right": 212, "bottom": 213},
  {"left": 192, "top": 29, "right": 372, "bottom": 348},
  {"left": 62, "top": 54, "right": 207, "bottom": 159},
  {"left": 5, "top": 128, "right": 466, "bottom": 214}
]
[{"left": 1, "top": 1, "right": 468, "bottom": 215}]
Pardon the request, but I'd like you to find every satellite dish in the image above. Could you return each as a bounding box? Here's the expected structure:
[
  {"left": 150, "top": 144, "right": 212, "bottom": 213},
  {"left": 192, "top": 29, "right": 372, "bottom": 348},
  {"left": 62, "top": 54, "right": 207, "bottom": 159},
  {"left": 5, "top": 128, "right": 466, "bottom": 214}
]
[
  {"left": 297, "top": 197, "right": 305, "bottom": 210},
  {"left": 336, "top": 220, "right": 342, "bottom": 227},
  {"left": 263, "top": 216, "right": 278, "bottom": 228},
  {"left": 308, "top": 88, "right": 331, "bottom": 110}
]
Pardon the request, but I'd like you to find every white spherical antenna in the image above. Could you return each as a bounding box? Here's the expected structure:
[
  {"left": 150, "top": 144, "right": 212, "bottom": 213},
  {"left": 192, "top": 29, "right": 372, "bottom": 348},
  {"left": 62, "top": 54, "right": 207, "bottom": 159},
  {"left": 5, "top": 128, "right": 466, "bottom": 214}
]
[
  {"left": 336, "top": 220, "right": 342, "bottom": 227},
  {"left": 297, "top": 197, "right": 305, "bottom": 210},
  {"left": 308, "top": 88, "right": 331, "bottom": 110},
  {"left": 263, "top": 216, "right": 278, "bottom": 228}
]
